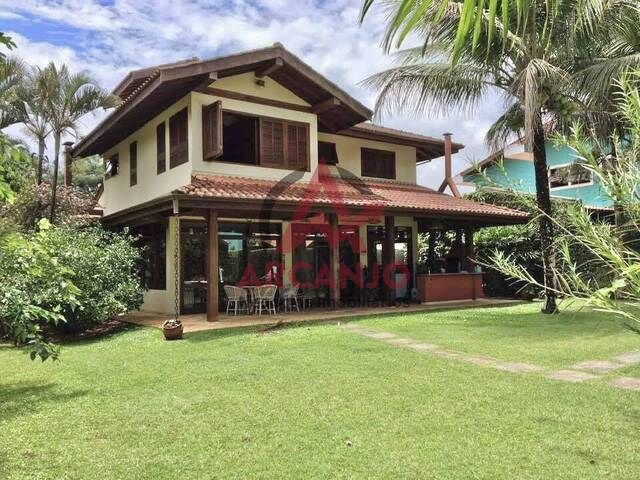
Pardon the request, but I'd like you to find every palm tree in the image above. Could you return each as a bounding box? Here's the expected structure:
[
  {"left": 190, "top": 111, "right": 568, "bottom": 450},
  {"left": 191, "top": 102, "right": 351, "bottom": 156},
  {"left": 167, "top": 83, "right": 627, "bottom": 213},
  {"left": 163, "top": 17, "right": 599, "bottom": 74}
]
[
  {"left": 16, "top": 66, "right": 51, "bottom": 185},
  {"left": 360, "top": 0, "right": 640, "bottom": 314},
  {"left": 0, "top": 56, "right": 26, "bottom": 130},
  {"left": 0, "top": 32, "right": 16, "bottom": 58},
  {"left": 36, "top": 63, "right": 118, "bottom": 221}
]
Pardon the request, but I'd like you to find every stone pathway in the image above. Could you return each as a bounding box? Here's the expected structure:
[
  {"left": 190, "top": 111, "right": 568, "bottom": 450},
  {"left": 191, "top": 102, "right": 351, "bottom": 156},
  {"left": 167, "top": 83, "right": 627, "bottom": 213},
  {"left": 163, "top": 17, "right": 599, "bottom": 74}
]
[
  {"left": 339, "top": 322, "right": 640, "bottom": 391},
  {"left": 341, "top": 323, "right": 547, "bottom": 375},
  {"left": 546, "top": 370, "right": 600, "bottom": 383}
]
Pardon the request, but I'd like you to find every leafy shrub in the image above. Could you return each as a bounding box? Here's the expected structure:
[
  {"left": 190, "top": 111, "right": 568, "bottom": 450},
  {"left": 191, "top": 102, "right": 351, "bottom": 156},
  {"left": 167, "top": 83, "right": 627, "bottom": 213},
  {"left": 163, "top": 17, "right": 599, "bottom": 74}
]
[
  {"left": 0, "top": 183, "right": 96, "bottom": 231},
  {"left": 0, "top": 135, "right": 34, "bottom": 203},
  {"left": 0, "top": 221, "right": 144, "bottom": 359},
  {"left": 0, "top": 220, "right": 79, "bottom": 360},
  {"left": 39, "top": 224, "right": 144, "bottom": 333},
  {"left": 467, "top": 189, "right": 599, "bottom": 298}
]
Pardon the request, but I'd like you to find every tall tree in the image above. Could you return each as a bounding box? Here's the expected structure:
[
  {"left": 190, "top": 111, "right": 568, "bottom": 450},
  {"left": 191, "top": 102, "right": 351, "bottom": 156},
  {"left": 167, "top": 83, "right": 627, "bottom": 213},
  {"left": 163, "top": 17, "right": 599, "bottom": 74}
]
[
  {"left": 16, "top": 66, "right": 51, "bottom": 185},
  {"left": 0, "top": 32, "right": 16, "bottom": 58},
  {"left": 0, "top": 56, "right": 25, "bottom": 130},
  {"left": 360, "top": 0, "right": 640, "bottom": 314},
  {"left": 36, "top": 63, "right": 118, "bottom": 221}
]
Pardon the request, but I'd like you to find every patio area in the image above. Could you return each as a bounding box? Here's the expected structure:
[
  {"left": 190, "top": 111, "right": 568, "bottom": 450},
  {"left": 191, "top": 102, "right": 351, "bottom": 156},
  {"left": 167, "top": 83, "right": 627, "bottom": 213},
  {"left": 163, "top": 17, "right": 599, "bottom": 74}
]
[{"left": 121, "top": 298, "right": 519, "bottom": 332}]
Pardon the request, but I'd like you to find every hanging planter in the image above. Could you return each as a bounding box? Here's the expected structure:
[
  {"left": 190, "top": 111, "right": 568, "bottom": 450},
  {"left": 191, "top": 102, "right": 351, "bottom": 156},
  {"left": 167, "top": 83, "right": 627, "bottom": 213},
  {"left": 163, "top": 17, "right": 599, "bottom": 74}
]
[{"left": 162, "top": 318, "right": 183, "bottom": 340}]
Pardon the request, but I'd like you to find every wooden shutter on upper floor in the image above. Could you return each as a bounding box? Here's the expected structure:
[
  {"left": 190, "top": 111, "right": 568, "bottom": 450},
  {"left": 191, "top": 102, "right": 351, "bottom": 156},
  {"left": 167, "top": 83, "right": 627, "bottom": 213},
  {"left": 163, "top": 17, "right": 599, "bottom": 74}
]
[
  {"left": 156, "top": 123, "right": 166, "bottom": 174},
  {"left": 259, "top": 118, "right": 309, "bottom": 170},
  {"left": 361, "top": 148, "right": 396, "bottom": 179},
  {"left": 202, "top": 101, "right": 222, "bottom": 161},
  {"left": 260, "top": 118, "right": 285, "bottom": 167},
  {"left": 129, "top": 141, "right": 137, "bottom": 186},
  {"left": 287, "top": 123, "right": 309, "bottom": 170},
  {"left": 169, "top": 107, "right": 189, "bottom": 169}
]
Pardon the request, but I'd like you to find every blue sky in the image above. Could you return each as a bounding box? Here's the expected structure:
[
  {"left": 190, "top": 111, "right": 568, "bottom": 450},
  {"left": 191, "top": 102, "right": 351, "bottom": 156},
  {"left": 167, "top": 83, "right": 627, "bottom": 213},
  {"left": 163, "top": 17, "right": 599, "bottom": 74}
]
[{"left": 0, "top": 0, "right": 504, "bottom": 188}]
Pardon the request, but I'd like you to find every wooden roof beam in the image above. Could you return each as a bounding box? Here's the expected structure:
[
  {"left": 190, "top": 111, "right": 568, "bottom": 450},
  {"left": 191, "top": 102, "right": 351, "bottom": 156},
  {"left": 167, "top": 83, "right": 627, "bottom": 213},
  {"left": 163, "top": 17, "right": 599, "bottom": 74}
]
[
  {"left": 195, "top": 72, "right": 218, "bottom": 91},
  {"left": 311, "top": 97, "right": 341, "bottom": 114},
  {"left": 256, "top": 58, "right": 284, "bottom": 78}
]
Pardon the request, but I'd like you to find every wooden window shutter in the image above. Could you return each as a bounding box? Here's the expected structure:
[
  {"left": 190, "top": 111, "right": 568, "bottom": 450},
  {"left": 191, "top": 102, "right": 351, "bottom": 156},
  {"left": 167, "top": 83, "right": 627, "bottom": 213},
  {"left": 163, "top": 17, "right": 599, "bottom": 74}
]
[
  {"left": 260, "top": 118, "right": 284, "bottom": 167},
  {"left": 361, "top": 148, "right": 396, "bottom": 179},
  {"left": 156, "top": 123, "right": 166, "bottom": 174},
  {"left": 169, "top": 107, "right": 189, "bottom": 168},
  {"left": 202, "top": 101, "right": 222, "bottom": 161},
  {"left": 287, "top": 124, "right": 308, "bottom": 170},
  {"left": 129, "top": 141, "right": 137, "bottom": 186}
]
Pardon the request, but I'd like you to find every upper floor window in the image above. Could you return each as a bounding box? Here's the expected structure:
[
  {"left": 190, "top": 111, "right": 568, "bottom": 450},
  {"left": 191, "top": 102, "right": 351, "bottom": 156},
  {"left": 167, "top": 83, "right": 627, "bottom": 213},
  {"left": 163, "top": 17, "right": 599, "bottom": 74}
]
[
  {"left": 361, "top": 147, "right": 395, "bottom": 179},
  {"left": 549, "top": 163, "right": 591, "bottom": 189},
  {"left": 221, "top": 111, "right": 258, "bottom": 165},
  {"left": 319, "top": 141, "right": 338, "bottom": 165},
  {"left": 129, "top": 141, "right": 137, "bottom": 186},
  {"left": 202, "top": 103, "right": 309, "bottom": 171},
  {"left": 105, "top": 153, "right": 119, "bottom": 179},
  {"left": 169, "top": 107, "right": 188, "bottom": 168},
  {"left": 156, "top": 122, "right": 166, "bottom": 174}
]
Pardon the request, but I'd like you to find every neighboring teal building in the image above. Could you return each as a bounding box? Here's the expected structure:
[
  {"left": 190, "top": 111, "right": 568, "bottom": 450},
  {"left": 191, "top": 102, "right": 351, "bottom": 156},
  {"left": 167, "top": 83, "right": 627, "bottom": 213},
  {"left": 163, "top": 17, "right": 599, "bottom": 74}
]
[{"left": 458, "top": 140, "right": 613, "bottom": 209}]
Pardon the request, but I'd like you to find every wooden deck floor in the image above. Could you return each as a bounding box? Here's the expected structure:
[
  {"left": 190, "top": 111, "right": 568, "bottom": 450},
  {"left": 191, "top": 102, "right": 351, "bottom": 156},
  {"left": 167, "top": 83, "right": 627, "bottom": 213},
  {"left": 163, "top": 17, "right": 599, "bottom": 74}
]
[{"left": 121, "top": 298, "right": 520, "bottom": 332}]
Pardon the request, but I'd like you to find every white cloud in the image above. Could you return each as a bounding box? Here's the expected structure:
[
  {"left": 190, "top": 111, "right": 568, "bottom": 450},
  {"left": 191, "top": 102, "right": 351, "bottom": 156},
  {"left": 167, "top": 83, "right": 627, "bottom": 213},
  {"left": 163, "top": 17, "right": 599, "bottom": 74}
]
[{"left": 1, "top": 0, "right": 504, "bottom": 187}]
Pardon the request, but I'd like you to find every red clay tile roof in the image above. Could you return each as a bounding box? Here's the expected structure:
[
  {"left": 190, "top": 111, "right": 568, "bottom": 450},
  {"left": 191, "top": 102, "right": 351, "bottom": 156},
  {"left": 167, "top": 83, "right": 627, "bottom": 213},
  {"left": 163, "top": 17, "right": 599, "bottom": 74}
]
[{"left": 177, "top": 174, "right": 528, "bottom": 222}]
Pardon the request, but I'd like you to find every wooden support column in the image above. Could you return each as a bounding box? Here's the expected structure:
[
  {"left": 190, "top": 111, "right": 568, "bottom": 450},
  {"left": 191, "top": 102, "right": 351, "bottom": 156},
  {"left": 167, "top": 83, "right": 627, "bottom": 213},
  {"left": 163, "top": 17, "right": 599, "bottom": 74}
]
[
  {"left": 383, "top": 215, "right": 395, "bottom": 306},
  {"left": 207, "top": 210, "right": 219, "bottom": 322},
  {"left": 328, "top": 213, "right": 340, "bottom": 309},
  {"left": 63, "top": 141, "right": 74, "bottom": 187}
]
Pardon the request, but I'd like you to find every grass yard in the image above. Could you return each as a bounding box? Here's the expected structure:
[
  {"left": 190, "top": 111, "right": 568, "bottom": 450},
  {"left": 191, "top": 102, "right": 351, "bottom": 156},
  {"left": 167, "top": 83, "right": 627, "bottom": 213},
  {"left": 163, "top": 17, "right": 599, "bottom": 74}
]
[
  {"left": 354, "top": 301, "right": 640, "bottom": 369},
  {"left": 2, "top": 302, "right": 640, "bottom": 479}
]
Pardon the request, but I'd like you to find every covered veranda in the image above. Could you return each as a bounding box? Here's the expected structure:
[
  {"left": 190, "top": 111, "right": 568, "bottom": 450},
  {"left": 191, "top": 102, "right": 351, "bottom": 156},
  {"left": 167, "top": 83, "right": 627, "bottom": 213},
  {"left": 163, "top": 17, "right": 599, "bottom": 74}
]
[{"left": 104, "top": 173, "right": 528, "bottom": 323}]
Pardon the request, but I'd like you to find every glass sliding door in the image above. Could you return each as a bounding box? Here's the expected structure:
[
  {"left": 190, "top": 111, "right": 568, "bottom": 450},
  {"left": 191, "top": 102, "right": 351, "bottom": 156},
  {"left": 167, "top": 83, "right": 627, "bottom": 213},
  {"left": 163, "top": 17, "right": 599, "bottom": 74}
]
[
  {"left": 181, "top": 220, "right": 282, "bottom": 314},
  {"left": 292, "top": 224, "right": 331, "bottom": 302},
  {"left": 181, "top": 222, "right": 208, "bottom": 314},
  {"left": 219, "top": 223, "right": 247, "bottom": 286},
  {"left": 339, "top": 226, "right": 361, "bottom": 303}
]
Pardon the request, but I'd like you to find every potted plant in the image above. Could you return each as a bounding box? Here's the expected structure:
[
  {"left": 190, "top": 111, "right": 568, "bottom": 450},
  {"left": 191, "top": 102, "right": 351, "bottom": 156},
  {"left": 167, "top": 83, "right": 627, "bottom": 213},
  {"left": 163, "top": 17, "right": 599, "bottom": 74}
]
[{"left": 162, "top": 318, "right": 183, "bottom": 340}]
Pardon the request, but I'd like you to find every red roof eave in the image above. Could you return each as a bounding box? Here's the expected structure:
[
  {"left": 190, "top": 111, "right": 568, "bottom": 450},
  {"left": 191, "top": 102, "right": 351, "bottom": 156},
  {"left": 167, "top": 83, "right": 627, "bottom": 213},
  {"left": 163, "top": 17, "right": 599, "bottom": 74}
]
[{"left": 175, "top": 174, "right": 529, "bottom": 224}]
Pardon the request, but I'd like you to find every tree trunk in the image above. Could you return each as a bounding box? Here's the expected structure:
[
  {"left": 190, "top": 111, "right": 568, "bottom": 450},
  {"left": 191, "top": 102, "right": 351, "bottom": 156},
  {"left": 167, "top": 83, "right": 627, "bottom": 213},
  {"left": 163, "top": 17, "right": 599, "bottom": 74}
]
[
  {"left": 36, "top": 138, "right": 45, "bottom": 185},
  {"left": 532, "top": 115, "right": 558, "bottom": 314},
  {"left": 50, "top": 133, "right": 60, "bottom": 223}
]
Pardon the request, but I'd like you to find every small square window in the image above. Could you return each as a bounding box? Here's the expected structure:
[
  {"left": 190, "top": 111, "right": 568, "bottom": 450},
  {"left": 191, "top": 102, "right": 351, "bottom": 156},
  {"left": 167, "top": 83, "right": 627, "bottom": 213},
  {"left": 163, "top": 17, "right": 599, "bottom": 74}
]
[{"left": 318, "top": 141, "right": 338, "bottom": 165}]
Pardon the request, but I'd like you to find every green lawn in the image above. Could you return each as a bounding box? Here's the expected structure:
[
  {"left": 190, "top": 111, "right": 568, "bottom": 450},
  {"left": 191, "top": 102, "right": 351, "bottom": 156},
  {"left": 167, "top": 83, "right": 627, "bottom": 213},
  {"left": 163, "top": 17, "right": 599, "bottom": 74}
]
[
  {"left": 1, "top": 303, "right": 640, "bottom": 479},
  {"left": 354, "top": 301, "right": 640, "bottom": 369}
]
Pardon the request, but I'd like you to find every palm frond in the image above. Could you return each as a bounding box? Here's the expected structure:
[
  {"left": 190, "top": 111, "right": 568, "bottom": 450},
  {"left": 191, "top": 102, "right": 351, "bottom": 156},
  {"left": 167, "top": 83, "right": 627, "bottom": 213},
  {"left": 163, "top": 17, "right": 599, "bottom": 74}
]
[
  {"left": 362, "top": 55, "right": 493, "bottom": 118},
  {"left": 485, "top": 102, "right": 524, "bottom": 148}
]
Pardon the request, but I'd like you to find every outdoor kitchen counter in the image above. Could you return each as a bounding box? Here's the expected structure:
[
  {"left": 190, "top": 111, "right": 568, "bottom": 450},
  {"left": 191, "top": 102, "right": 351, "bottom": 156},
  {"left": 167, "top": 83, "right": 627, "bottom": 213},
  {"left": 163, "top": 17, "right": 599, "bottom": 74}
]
[{"left": 416, "top": 272, "right": 484, "bottom": 303}]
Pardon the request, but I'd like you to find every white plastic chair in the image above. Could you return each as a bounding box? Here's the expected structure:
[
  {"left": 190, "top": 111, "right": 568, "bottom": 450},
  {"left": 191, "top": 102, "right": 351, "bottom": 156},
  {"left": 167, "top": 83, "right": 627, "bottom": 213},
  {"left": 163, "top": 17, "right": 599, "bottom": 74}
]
[
  {"left": 255, "top": 284, "right": 277, "bottom": 316},
  {"left": 224, "top": 285, "right": 248, "bottom": 315},
  {"left": 279, "top": 285, "right": 300, "bottom": 312}
]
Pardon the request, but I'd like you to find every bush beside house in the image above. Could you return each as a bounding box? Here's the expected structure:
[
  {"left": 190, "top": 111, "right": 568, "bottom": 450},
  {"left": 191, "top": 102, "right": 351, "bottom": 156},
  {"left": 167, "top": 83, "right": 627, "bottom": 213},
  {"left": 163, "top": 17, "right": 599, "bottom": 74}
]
[
  {"left": 466, "top": 190, "right": 599, "bottom": 298},
  {"left": 0, "top": 220, "right": 144, "bottom": 360}
]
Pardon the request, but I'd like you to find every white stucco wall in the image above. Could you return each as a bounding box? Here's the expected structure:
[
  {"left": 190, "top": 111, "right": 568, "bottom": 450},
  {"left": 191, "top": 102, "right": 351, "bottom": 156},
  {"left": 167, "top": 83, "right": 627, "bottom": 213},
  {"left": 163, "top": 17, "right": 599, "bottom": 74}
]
[
  {"left": 318, "top": 132, "right": 418, "bottom": 184},
  {"left": 141, "top": 217, "right": 179, "bottom": 314},
  {"left": 100, "top": 96, "right": 192, "bottom": 216}
]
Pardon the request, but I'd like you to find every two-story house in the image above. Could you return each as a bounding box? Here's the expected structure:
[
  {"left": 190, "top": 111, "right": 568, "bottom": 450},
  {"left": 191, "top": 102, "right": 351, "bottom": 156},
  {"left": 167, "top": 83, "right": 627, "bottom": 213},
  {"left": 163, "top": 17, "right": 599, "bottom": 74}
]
[
  {"left": 70, "top": 44, "right": 527, "bottom": 321},
  {"left": 458, "top": 139, "right": 614, "bottom": 210}
]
